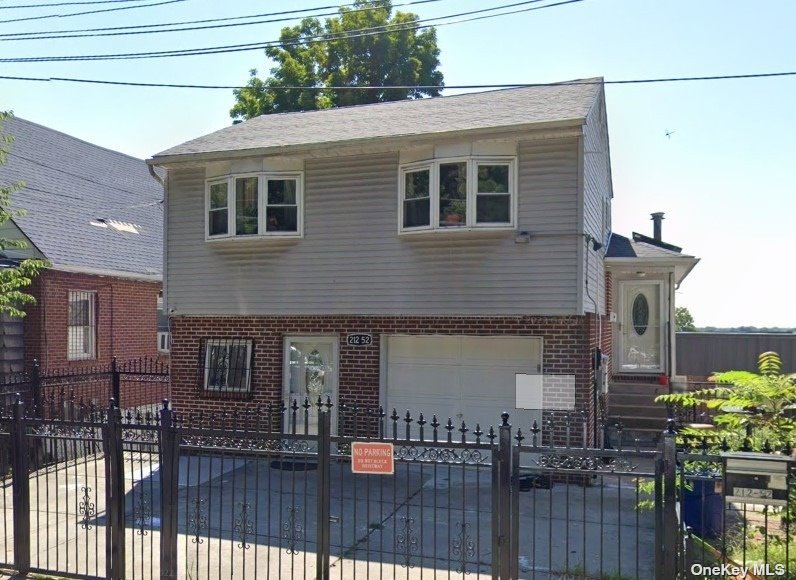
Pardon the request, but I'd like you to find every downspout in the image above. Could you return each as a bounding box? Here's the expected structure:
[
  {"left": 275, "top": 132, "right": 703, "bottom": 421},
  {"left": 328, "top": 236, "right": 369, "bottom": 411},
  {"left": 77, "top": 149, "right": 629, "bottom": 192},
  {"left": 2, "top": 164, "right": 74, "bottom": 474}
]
[{"left": 584, "top": 239, "right": 599, "bottom": 445}]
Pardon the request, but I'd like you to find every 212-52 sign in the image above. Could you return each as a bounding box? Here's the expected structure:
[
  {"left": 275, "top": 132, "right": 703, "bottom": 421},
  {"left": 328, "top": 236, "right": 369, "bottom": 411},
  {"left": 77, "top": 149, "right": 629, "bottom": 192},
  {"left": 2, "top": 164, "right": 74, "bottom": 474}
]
[{"left": 347, "top": 333, "right": 373, "bottom": 346}]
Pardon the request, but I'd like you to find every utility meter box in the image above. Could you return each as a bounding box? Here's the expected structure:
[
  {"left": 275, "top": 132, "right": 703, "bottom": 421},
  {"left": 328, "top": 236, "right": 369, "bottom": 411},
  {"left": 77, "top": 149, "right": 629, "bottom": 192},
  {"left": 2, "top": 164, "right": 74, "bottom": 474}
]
[{"left": 723, "top": 453, "right": 791, "bottom": 506}]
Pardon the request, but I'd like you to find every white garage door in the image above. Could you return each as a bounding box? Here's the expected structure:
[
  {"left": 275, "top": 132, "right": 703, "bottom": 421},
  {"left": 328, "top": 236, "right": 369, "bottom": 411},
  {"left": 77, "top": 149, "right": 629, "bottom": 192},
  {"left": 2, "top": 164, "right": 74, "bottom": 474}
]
[{"left": 385, "top": 335, "right": 543, "bottom": 436}]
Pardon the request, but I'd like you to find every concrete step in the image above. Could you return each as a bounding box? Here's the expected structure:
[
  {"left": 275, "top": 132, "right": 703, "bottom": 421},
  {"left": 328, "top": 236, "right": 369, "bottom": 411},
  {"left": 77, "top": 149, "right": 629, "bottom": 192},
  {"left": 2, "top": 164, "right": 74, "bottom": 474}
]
[
  {"left": 608, "top": 382, "right": 667, "bottom": 396},
  {"left": 607, "top": 392, "right": 665, "bottom": 407},
  {"left": 608, "top": 403, "right": 669, "bottom": 418},
  {"left": 607, "top": 416, "right": 668, "bottom": 431}
]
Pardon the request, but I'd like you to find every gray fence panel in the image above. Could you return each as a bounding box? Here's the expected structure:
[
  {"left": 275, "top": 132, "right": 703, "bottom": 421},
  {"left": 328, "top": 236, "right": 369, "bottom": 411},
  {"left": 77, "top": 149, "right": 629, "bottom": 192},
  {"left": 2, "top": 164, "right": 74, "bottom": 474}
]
[{"left": 676, "top": 332, "right": 796, "bottom": 376}]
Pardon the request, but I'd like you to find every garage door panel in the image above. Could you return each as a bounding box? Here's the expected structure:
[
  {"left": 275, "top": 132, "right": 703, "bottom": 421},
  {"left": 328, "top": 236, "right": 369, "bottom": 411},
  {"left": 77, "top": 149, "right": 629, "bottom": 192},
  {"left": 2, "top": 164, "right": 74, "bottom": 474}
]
[
  {"left": 386, "top": 335, "right": 543, "bottom": 437},
  {"left": 388, "top": 336, "right": 460, "bottom": 363},
  {"left": 460, "top": 337, "right": 540, "bottom": 363},
  {"left": 388, "top": 365, "right": 458, "bottom": 397}
]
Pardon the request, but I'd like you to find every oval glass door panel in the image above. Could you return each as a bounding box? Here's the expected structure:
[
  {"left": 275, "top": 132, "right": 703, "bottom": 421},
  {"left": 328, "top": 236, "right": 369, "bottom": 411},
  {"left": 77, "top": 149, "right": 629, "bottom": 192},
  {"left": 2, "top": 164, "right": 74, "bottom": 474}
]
[{"left": 632, "top": 293, "right": 649, "bottom": 336}]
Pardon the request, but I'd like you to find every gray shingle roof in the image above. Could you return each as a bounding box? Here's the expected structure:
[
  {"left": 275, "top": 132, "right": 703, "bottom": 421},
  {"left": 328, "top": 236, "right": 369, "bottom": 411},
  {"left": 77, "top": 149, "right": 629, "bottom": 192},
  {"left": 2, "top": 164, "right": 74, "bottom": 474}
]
[
  {"left": 153, "top": 79, "right": 603, "bottom": 160},
  {"left": 606, "top": 233, "right": 690, "bottom": 259},
  {"left": 0, "top": 117, "right": 163, "bottom": 277}
]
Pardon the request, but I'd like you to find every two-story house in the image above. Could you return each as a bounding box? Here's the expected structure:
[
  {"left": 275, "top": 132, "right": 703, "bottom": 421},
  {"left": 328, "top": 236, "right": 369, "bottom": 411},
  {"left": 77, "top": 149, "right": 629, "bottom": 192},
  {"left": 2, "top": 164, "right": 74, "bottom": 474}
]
[{"left": 150, "top": 78, "right": 696, "bottom": 438}]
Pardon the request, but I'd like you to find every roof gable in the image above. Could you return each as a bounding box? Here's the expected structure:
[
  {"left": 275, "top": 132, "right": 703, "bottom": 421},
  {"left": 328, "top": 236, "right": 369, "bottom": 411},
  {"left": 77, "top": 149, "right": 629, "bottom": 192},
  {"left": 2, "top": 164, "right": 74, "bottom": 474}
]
[
  {"left": 153, "top": 79, "right": 603, "bottom": 160},
  {"left": 0, "top": 117, "right": 163, "bottom": 277}
]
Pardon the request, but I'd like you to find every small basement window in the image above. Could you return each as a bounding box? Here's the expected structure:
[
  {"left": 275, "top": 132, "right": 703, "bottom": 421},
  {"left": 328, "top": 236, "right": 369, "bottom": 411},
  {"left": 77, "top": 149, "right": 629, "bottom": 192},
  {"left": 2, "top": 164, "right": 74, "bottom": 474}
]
[{"left": 202, "top": 338, "right": 253, "bottom": 394}]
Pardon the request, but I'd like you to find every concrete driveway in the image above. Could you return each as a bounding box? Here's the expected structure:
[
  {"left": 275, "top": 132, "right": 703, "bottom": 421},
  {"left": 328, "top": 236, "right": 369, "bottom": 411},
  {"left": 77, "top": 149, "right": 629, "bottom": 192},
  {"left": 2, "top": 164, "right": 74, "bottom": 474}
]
[{"left": 1, "top": 451, "right": 656, "bottom": 579}]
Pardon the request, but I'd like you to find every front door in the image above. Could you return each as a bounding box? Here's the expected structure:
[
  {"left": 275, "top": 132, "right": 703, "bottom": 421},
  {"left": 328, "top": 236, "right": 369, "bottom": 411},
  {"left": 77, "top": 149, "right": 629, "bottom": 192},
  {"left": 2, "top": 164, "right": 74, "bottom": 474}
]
[
  {"left": 618, "top": 281, "right": 664, "bottom": 373},
  {"left": 283, "top": 336, "right": 338, "bottom": 434}
]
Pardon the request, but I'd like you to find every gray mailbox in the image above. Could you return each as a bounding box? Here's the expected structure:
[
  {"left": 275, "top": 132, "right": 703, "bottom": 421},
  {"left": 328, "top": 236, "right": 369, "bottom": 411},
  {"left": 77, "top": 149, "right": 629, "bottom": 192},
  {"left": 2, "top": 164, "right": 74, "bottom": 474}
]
[{"left": 723, "top": 453, "right": 790, "bottom": 506}]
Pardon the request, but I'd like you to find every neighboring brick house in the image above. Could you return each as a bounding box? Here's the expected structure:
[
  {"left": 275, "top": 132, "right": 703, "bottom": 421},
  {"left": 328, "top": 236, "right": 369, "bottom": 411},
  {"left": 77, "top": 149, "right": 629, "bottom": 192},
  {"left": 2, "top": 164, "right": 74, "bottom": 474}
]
[
  {"left": 149, "top": 79, "right": 695, "bottom": 438},
  {"left": 0, "top": 117, "right": 166, "bottom": 373}
]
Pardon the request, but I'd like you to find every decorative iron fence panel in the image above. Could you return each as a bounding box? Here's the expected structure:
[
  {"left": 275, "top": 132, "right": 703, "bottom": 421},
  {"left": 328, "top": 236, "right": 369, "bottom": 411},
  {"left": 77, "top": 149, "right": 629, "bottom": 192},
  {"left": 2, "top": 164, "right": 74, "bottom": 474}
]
[
  {"left": 26, "top": 415, "right": 109, "bottom": 578},
  {"left": 0, "top": 398, "right": 792, "bottom": 579}
]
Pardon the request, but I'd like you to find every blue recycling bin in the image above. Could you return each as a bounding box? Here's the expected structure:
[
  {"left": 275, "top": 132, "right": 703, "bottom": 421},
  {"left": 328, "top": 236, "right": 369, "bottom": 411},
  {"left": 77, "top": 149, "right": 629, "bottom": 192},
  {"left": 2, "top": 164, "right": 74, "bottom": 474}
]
[{"left": 683, "top": 479, "right": 724, "bottom": 538}]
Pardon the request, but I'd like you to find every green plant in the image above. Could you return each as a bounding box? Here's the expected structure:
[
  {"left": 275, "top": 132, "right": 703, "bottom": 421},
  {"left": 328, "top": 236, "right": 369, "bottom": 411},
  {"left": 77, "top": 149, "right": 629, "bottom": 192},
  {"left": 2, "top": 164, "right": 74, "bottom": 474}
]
[
  {"left": 656, "top": 351, "right": 796, "bottom": 450},
  {"left": 1, "top": 111, "right": 47, "bottom": 318}
]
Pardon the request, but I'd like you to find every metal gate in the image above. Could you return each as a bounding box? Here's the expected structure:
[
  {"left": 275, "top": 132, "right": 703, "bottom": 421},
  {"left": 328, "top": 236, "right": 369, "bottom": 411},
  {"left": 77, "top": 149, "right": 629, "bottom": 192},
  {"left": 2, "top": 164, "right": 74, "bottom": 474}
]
[{"left": 0, "top": 399, "right": 793, "bottom": 578}]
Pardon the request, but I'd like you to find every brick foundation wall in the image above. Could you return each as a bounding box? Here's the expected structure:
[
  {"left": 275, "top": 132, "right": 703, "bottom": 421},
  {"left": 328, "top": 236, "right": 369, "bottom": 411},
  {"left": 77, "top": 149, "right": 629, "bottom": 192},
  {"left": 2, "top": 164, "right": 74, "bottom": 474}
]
[
  {"left": 24, "top": 269, "right": 163, "bottom": 370},
  {"left": 170, "top": 315, "right": 596, "bottom": 439}
]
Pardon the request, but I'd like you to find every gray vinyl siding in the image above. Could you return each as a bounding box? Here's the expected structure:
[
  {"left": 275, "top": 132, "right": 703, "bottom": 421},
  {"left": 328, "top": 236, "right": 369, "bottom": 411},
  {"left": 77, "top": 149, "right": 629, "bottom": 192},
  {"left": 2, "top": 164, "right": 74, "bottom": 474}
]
[
  {"left": 581, "top": 92, "right": 612, "bottom": 314},
  {"left": 166, "top": 139, "right": 581, "bottom": 316}
]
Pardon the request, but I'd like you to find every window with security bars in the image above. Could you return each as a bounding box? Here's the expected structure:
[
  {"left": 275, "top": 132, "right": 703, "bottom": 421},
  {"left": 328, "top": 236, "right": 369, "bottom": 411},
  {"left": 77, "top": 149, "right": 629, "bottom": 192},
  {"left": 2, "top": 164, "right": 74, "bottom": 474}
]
[
  {"left": 67, "top": 290, "right": 97, "bottom": 360},
  {"left": 202, "top": 338, "right": 253, "bottom": 393}
]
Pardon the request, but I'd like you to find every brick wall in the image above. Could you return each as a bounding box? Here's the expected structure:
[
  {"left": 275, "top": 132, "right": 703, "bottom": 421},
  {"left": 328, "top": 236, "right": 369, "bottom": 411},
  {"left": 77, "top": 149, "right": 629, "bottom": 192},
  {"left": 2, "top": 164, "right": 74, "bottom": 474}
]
[
  {"left": 170, "top": 314, "right": 596, "bottom": 440},
  {"left": 24, "top": 269, "right": 163, "bottom": 370}
]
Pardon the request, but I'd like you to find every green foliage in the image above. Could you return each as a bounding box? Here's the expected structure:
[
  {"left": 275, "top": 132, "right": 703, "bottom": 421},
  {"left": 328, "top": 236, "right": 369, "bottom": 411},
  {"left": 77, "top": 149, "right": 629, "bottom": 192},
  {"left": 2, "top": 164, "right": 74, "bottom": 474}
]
[
  {"left": 656, "top": 351, "right": 796, "bottom": 450},
  {"left": 230, "top": 0, "right": 443, "bottom": 121},
  {"left": 675, "top": 306, "right": 696, "bottom": 331},
  {"left": 0, "top": 111, "right": 46, "bottom": 318}
]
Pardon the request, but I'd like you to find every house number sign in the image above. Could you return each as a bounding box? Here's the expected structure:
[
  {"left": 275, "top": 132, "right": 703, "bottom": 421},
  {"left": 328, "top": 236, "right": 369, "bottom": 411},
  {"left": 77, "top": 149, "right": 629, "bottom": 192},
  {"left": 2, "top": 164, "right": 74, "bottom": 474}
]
[{"left": 347, "top": 333, "right": 373, "bottom": 346}]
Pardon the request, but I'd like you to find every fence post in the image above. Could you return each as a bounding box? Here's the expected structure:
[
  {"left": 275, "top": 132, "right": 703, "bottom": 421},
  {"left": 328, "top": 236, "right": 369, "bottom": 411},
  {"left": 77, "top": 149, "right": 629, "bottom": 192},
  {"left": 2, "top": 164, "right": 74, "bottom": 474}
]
[
  {"left": 31, "top": 360, "right": 41, "bottom": 417},
  {"left": 111, "top": 357, "right": 121, "bottom": 406},
  {"left": 656, "top": 421, "right": 678, "bottom": 580},
  {"left": 11, "top": 396, "right": 30, "bottom": 574},
  {"left": 160, "top": 400, "right": 180, "bottom": 579},
  {"left": 316, "top": 410, "right": 331, "bottom": 580},
  {"left": 491, "top": 412, "right": 512, "bottom": 579},
  {"left": 104, "top": 400, "right": 126, "bottom": 579}
]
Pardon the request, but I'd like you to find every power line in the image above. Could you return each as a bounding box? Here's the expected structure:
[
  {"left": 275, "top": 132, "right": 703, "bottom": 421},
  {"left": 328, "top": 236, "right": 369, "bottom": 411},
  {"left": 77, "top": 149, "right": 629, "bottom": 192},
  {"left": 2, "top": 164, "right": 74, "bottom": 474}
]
[
  {"left": 0, "top": 0, "right": 443, "bottom": 40},
  {"left": 0, "top": 0, "right": 579, "bottom": 61},
  {"left": 0, "top": 0, "right": 186, "bottom": 24},
  {"left": 0, "top": 0, "right": 151, "bottom": 9},
  {"left": 2, "top": 71, "right": 796, "bottom": 90}
]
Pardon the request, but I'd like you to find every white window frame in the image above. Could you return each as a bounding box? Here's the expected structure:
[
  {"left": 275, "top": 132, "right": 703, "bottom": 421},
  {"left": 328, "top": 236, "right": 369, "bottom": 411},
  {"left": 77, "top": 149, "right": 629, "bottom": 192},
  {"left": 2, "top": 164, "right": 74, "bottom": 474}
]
[
  {"left": 398, "top": 156, "right": 517, "bottom": 234},
  {"left": 205, "top": 172, "right": 304, "bottom": 241},
  {"left": 67, "top": 290, "right": 97, "bottom": 361},
  {"left": 203, "top": 338, "right": 253, "bottom": 393},
  {"left": 206, "top": 179, "right": 231, "bottom": 238},
  {"left": 157, "top": 294, "right": 170, "bottom": 354}
]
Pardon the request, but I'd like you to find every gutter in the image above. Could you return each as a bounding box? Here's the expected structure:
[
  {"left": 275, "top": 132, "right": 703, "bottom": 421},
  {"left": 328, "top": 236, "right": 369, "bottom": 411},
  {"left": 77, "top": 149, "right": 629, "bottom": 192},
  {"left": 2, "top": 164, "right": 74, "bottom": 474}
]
[
  {"left": 148, "top": 164, "right": 165, "bottom": 186},
  {"left": 50, "top": 264, "right": 161, "bottom": 283}
]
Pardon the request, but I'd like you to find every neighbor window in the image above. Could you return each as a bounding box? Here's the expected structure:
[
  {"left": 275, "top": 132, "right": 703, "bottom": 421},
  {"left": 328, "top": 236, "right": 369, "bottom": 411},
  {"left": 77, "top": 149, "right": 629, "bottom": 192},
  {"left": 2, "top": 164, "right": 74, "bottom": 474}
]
[
  {"left": 399, "top": 157, "right": 515, "bottom": 232},
  {"left": 157, "top": 293, "right": 170, "bottom": 353},
  {"left": 206, "top": 173, "right": 303, "bottom": 239},
  {"left": 68, "top": 290, "right": 96, "bottom": 360},
  {"left": 202, "top": 338, "right": 253, "bottom": 393}
]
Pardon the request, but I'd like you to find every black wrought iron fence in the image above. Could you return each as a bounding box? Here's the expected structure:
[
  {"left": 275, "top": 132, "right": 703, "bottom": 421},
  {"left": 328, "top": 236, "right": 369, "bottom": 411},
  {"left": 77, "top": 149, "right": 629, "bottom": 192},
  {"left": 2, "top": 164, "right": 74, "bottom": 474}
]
[
  {"left": 0, "top": 397, "right": 792, "bottom": 579},
  {"left": 0, "top": 357, "right": 169, "bottom": 419}
]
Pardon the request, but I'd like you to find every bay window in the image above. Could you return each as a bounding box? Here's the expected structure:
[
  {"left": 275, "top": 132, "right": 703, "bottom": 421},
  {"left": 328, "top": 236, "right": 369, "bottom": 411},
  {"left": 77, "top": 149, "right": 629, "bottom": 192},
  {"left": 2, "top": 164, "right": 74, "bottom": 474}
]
[
  {"left": 206, "top": 172, "right": 303, "bottom": 239},
  {"left": 399, "top": 157, "right": 515, "bottom": 232}
]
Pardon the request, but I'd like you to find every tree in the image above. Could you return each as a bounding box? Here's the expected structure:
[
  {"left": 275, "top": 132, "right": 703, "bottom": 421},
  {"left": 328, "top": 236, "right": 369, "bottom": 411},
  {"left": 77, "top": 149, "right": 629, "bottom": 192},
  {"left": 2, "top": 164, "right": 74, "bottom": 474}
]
[
  {"left": 0, "top": 111, "right": 46, "bottom": 318},
  {"left": 675, "top": 306, "right": 696, "bottom": 332},
  {"left": 656, "top": 351, "right": 796, "bottom": 450},
  {"left": 230, "top": 0, "right": 443, "bottom": 121}
]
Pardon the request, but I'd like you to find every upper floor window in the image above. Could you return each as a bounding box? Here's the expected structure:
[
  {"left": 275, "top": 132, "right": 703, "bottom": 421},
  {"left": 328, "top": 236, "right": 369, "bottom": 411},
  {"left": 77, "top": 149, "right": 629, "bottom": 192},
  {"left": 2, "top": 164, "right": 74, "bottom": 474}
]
[
  {"left": 399, "top": 157, "right": 516, "bottom": 233},
  {"left": 206, "top": 173, "right": 303, "bottom": 239},
  {"left": 68, "top": 290, "right": 96, "bottom": 360}
]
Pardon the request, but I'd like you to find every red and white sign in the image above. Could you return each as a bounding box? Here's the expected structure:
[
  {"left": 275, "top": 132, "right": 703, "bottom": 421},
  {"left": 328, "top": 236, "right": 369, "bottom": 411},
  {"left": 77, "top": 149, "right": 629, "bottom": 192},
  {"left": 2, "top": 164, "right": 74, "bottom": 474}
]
[{"left": 351, "top": 442, "right": 394, "bottom": 475}]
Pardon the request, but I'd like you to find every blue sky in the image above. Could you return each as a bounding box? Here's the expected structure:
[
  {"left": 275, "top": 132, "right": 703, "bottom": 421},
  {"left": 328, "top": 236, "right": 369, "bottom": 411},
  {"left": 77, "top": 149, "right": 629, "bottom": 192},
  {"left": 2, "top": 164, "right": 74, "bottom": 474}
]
[{"left": 2, "top": 0, "right": 794, "bottom": 327}]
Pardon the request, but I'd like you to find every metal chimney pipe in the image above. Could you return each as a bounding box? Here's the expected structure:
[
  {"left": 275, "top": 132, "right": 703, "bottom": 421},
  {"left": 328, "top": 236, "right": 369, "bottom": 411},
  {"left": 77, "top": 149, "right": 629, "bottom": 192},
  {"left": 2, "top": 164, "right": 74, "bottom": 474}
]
[{"left": 651, "top": 212, "right": 664, "bottom": 241}]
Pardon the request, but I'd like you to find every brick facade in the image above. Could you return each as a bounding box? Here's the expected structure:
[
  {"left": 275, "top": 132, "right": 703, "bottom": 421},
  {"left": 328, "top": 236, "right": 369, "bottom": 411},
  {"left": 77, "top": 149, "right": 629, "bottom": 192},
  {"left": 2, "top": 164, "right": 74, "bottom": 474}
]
[
  {"left": 170, "top": 314, "right": 599, "bottom": 439},
  {"left": 24, "top": 269, "right": 162, "bottom": 370}
]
